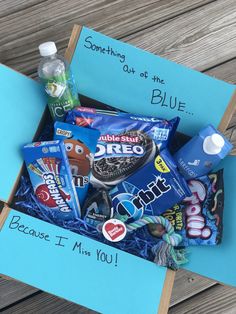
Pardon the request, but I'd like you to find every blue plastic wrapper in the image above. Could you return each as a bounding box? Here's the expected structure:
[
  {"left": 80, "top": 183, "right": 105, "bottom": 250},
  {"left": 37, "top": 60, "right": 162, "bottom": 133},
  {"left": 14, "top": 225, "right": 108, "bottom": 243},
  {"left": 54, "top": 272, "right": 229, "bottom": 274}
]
[
  {"left": 110, "top": 149, "right": 191, "bottom": 223},
  {"left": 66, "top": 107, "right": 179, "bottom": 188},
  {"left": 54, "top": 122, "right": 100, "bottom": 206},
  {"left": 162, "top": 170, "right": 224, "bottom": 245},
  {"left": 22, "top": 140, "right": 81, "bottom": 220}
]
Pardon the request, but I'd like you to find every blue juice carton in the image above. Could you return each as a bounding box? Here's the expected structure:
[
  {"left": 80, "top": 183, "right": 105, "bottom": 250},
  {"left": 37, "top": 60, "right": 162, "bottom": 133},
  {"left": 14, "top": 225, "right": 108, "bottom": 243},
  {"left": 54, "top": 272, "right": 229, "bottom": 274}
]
[
  {"left": 23, "top": 140, "right": 81, "bottom": 220},
  {"left": 110, "top": 149, "right": 191, "bottom": 223}
]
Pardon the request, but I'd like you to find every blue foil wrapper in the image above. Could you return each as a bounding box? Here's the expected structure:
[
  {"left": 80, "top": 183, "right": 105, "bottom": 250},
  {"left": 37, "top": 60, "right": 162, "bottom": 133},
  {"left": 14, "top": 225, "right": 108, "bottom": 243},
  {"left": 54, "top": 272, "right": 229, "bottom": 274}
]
[{"left": 110, "top": 149, "right": 191, "bottom": 222}]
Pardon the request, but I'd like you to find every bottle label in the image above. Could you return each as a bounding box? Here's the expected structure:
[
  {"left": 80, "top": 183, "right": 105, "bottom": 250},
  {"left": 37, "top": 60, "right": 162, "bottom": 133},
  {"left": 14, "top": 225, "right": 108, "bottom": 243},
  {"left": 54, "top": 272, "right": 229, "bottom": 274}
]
[{"left": 42, "top": 70, "right": 79, "bottom": 121}]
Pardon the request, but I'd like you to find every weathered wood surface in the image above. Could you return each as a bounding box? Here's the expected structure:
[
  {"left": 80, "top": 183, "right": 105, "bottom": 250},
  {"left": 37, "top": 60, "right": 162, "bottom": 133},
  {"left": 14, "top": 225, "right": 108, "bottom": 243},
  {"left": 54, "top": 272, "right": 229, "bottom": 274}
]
[
  {"left": 0, "top": 0, "right": 236, "bottom": 313},
  {"left": 0, "top": 0, "right": 217, "bottom": 76}
]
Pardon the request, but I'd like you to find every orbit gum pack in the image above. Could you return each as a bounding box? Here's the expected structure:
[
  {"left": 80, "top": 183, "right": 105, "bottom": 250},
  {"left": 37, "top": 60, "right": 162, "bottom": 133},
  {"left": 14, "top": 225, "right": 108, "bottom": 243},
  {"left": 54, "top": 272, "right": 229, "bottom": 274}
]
[
  {"left": 23, "top": 140, "right": 81, "bottom": 220},
  {"left": 54, "top": 121, "right": 100, "bottom": 206},
  {"left": 109, "top": 149, "right": 191, "bottom": 223},
  {"left": 66, "top": 107, "right": 180, "bottom": 188}
]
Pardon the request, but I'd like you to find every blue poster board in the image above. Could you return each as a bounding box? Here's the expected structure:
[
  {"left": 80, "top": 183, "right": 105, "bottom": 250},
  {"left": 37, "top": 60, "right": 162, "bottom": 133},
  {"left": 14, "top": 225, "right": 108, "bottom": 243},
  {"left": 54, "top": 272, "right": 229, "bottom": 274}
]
[
  {"left": 0, "top": 64, "right": 47, "bottom": 202},
  {"left": 69, "top": 26, "right": 235, "bottom": 136},
  {"left": 0, "top": 209, "right": 167, "bottom": 314}
]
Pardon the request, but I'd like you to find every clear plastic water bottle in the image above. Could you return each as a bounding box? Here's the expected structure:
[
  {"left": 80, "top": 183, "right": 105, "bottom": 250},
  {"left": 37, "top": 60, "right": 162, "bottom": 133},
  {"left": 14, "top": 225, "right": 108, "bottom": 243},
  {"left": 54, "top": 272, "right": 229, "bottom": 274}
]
[{"left": 38, "top": 41, "right": 80, "bottom": 121}]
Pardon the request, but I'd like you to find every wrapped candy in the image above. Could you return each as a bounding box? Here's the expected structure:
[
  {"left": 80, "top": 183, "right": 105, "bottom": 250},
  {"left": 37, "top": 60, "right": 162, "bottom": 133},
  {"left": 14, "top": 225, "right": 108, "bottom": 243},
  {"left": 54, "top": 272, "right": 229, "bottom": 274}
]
[{"left": 162, "top": 170, "right": 224, "bottom": 246}]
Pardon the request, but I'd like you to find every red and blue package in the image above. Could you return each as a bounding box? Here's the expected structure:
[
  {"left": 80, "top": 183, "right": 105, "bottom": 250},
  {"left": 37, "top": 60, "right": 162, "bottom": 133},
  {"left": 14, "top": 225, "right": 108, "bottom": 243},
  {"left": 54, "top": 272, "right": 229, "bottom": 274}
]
[
  {"left": 162, "top": 170, "right": 224, "bottom": 246},
  {"left": 66, "top": 107, "right": 179, "bottom": 188},
  {"left": 54, "top": 122, "right": 100, "bottom": 207},
  {"left": 109, "top": 149, "right": 191, "bottom": 223},
  {"left": 22, "top": 140, "right": 81, "bottom": 220}
]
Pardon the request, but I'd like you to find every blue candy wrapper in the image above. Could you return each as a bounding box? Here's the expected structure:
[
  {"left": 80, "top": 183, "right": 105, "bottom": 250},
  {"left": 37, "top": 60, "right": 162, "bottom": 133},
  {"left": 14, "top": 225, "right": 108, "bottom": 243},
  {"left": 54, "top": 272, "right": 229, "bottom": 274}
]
[
  {"left": 54, "top": 122, "right": 100, "bottom": 206},
  {"left": 162, "top": 170, "right": 224, "bottom": 246},
  {"left": 110, "top": 149, "right": 191, "bottom": 222},
  {"left": 66, "top": 107, "right": 179, "bottom": 188},
  {"left": 22, "top": 140, "right": 81, "bottom": 220}
]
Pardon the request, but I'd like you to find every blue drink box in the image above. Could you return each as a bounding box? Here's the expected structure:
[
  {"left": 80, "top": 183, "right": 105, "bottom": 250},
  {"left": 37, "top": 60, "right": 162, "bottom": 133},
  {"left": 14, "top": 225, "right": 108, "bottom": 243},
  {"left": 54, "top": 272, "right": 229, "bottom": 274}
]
[{"left": 23, "top": 140, "right": 81, "bottom": 220}]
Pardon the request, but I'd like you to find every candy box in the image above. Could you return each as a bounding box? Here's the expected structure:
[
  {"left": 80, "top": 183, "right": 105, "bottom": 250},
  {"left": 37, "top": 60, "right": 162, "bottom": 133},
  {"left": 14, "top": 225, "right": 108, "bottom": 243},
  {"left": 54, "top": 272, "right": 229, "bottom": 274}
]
[
  {"left": 0, "top": 24, "right": 236, "bottom": 314},
  {"left": 23, "top": 140, "right": 81, "bottom": 220}
]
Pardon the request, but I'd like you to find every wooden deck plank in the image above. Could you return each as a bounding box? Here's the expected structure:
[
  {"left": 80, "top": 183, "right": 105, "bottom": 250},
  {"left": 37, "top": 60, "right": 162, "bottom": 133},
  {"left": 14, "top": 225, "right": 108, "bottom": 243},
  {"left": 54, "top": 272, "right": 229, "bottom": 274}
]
[
  {"left": 206, "top": 58, "right": 236, "bottom": 84},
  {"left": 0, "top": 0, "right": 48, "bottom": 18},
  {"left": 170, "top": 270, "right": 217, "bottom": 307},
  {"left": 169, "top": 284, "right": 236, "bottom": 314},
  {"left": 1, "top": 291, "right": 97, "bottom": 314},
  {"left": 125, "top": 0, "right": 236, "bottom": 71},
  {"left": 0, "top": 278, "right": 38, "bottom": 310},
  {"left": 0, "top": 0, "right": 214, "bottom": 76}
]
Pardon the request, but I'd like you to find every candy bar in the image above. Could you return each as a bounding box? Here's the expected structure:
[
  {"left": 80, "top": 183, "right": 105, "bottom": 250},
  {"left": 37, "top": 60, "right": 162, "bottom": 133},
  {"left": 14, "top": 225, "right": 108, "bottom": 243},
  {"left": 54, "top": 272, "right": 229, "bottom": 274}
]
[{"left": 54, "top": 121, "right": 100, "bottom": 206}]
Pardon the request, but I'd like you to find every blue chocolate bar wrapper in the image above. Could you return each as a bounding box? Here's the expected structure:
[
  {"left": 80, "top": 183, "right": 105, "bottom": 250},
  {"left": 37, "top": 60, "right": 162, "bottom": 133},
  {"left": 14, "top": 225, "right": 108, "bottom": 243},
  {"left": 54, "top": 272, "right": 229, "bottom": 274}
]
[
  {"left": 54, "top": 122, "right": 100, "bottom": 207},
  {"left": 110, "top": 149, "right": 192, "bottom": 222},
  {"left": 22, "top": 140, "right": 81, "bottom": 220}
]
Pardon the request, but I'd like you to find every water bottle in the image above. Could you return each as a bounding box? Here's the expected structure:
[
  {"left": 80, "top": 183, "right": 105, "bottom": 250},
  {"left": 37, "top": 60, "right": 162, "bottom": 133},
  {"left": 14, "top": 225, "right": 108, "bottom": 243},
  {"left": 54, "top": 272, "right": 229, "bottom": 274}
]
[{"left": 38, "top": 41, "right": 80, "bottom": 121}]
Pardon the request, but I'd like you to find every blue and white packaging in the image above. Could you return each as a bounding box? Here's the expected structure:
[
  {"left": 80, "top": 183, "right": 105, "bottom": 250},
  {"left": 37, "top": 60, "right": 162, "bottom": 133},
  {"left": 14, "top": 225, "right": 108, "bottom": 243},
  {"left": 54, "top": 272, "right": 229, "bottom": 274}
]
[
  {"left": 66, "top": 107, "right": 179, "bottom": 188},
  {"left": 110, "top": 149, "right": 192, "bottom": 223},
  {"left": 54, "top": 122, "right": 100, "bottom": 206},
  {"left": 174, "top": 124, "right": 233, "bottom": 179}
]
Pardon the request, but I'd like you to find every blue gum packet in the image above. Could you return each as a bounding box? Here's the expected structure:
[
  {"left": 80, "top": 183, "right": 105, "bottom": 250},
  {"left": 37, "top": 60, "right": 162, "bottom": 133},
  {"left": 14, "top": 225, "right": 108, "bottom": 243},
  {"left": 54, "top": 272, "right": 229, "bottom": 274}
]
[
  {"left": 109, "top": 149, "right": 191, "bottom": 223},
  {"left": 22, "top": 140, "right": 81, "bottom": 220},
  {"left": 66, "top": 107, "right": 179, "bottom": 188},
  {"left": 54, "top": 122, "right": 100, "bottom": 206}
]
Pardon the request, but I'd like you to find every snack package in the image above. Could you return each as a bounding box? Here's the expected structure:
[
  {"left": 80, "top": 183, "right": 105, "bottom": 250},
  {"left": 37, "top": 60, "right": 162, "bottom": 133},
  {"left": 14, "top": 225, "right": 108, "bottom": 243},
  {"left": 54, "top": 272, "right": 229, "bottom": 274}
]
[
  {"left": 54, "top": 122, "right": 100, "bottom": 206},
  {"left": 23, "top": 140, "right": 81, "bottom": 220},
  {"left": 162, "top": 170, "right": 224, "bottom": 245},
  {"left": 109, "top": 149, "right": 191, "bottom": 223},
  {"left": 82, "top": 189, "right": 113, "bottom": 228},
  {"left": 66, "top": 107, "right": 179, "bottom": 188}
]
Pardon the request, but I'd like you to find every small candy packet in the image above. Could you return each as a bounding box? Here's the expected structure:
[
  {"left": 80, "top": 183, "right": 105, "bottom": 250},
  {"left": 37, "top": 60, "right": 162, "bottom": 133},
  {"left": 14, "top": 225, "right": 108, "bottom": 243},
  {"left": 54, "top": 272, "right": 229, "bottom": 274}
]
[
  {"left": 22, "top": 140, "right": 81, "bottom": 220},
  {"left": 82, "top": 189, "right": 113, "bottom": 228},
  {"left": 110, "top": 149, "right": 191, "bottom": 222},
  {"left": 162, "top": 169, "right": 224, "bottom": 245},
  {"left": 54, "top": 121, "right": 100, "bottom": 206},
  {"left": 66, "top": 107, "right": 179, "bottom": 188}
]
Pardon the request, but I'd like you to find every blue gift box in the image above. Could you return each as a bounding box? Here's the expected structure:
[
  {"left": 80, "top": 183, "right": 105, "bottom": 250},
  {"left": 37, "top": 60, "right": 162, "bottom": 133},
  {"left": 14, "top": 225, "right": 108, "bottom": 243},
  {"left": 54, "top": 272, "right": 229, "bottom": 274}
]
[{"left": 0, "top": 25, "right": 236, "bottom": 314}]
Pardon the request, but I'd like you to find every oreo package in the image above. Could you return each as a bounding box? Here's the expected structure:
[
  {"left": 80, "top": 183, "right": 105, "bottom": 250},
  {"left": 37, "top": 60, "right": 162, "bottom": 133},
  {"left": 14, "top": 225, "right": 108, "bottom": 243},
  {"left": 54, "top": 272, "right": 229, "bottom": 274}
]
[
  {"left": 54, "top": 122, "right": 100, "bottom": 206},
  {"left": 66, "top": 107, "right": 179, "bottom": 188},
  {"left": 109, "top": 149, "right": 191, "bottom": 223},
  {"left": 162, "top": 170, "right": 224, "bottom": 245},
  {"left": 23, "top": 140, "right": 81, "bottom": 220}
]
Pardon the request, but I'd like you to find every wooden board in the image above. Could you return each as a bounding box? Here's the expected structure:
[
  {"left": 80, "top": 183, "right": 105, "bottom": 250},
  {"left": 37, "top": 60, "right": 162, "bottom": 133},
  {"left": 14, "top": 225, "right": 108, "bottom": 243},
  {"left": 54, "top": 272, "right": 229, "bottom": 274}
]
[{"left": 0, "top": 0, "right": 216, "bottom": 76}]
